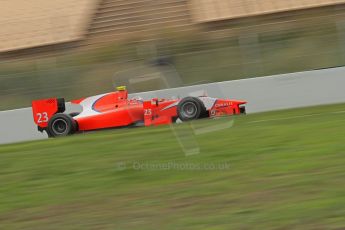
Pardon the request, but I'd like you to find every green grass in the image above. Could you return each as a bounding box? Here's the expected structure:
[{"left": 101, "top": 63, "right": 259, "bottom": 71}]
[{"left": 1, "top": 103, "right": 345, "bottom": 229}]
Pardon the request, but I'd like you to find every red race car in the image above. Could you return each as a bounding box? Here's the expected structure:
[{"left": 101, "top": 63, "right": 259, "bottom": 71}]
[{"left": 32, "top": 86, "right": 247, "bottom": 137}]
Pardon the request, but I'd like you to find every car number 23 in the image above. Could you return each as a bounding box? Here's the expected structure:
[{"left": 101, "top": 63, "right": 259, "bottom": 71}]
[
  {"left": 37, "top": 112, "right": 49, "bottom": 123},
  {"left": 144, "top": 109, "right": 152, "bottom": 115}
]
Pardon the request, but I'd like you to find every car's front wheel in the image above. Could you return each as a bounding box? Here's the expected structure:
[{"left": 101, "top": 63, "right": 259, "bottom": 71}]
[
  {"left": 47, "top": 113, "right": 77, "bottom": 137},
  {"left": 177, "top": 97, "right": 206, "bottom": 121}
]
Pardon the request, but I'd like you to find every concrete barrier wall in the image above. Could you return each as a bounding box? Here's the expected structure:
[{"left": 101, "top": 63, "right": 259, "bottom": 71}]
[
  {"left": 190, "top": 0, "right": 345, "bottom": 22},
  {"left": 1, "top": 67, "right": 345, "bottom": 145},
  {"left": 0, "top": 0, "right": 97, "bottom": 52}
]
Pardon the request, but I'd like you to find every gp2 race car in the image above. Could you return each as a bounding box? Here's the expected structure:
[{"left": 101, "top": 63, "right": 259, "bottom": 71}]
[{"left": 32, "top": 86, "right": 247, "bottom": 137}]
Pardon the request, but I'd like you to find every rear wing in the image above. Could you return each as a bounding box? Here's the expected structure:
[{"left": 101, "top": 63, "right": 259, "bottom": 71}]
[{"left": 32, "top": 98, "right": 65, "bottom": 128}]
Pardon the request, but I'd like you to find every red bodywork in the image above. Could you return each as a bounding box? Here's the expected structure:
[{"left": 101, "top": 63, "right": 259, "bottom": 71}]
[
  {"left": 32, "top": 89, "right": 246, "bottom": 132},
  {"left": 32, "top": 98, "right": 59, "bottom": 129}
]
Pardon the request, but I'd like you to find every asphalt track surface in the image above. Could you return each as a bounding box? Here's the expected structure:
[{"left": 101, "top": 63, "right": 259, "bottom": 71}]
[{"left": 1, "top": 67, "right": 345, "bottom": 145}]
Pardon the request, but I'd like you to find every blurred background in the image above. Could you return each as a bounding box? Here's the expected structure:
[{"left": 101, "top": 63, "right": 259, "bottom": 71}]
[
  {"left": 3, "top": 2, "right": 345, "bottom": 229},
  {"left": 2, "top": 0, "right": 345, "bottom": 110}
]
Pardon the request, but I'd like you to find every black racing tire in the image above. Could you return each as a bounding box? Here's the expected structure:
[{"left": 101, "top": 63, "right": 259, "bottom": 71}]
[
  {"left": 177, "top": 97, "right": 206, "bottom": 121},
  {"left": 47, "top": 113, "right": 77, "bottom": 138},
  {"left": 69, "top": 112, "right": 80, "bottom": 117}
]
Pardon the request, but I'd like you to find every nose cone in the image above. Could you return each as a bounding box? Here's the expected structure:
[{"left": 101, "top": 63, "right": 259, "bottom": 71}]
[{"left": 232, "top": 100, "right": 247, "bottom": 105}]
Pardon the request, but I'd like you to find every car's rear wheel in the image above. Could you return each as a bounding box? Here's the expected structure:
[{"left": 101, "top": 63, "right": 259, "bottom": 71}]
[
  {"left": 69, "top": 112, "right": 80, "bottom": 117},
  {"left": 177, "top": 97, "right": 206, "bottom": 121},
  {"left": 47, "top": 113, "right": 77, "bottom": 137}
]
